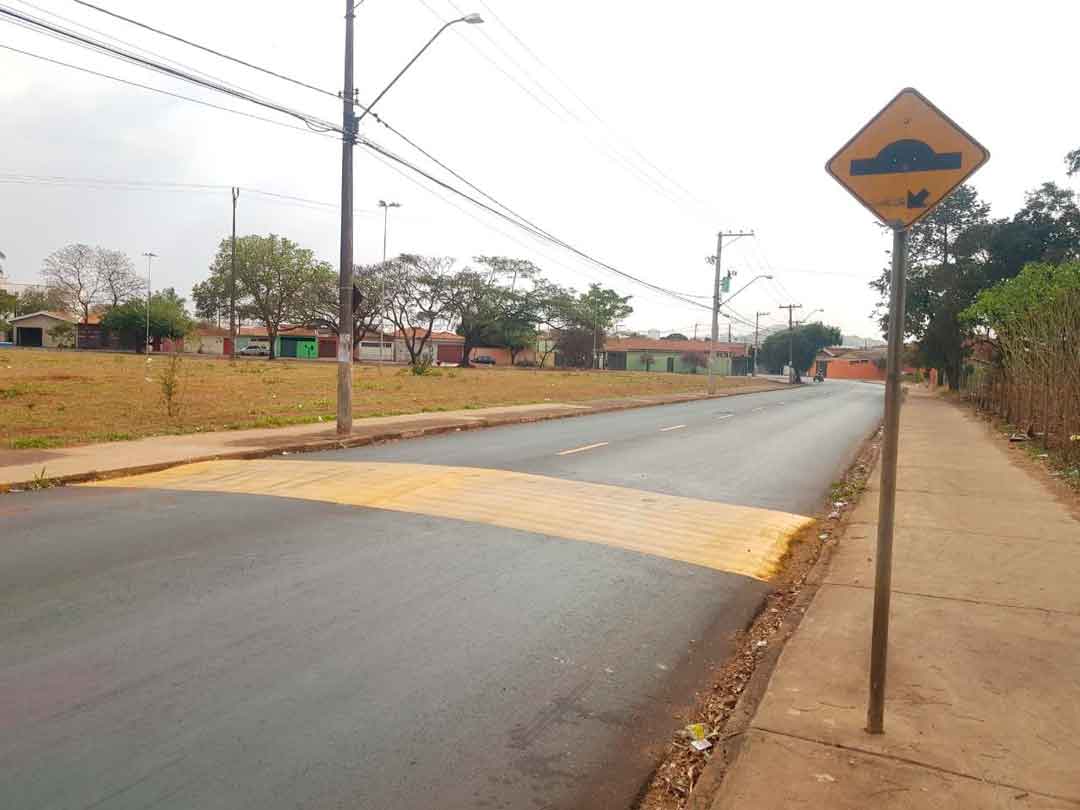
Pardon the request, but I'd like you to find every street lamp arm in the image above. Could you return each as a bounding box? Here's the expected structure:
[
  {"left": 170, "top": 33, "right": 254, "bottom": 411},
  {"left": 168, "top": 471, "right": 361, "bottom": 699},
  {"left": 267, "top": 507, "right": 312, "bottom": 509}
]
[
  {"left": 356, "top": 15, "right": 480, "bottom": 125},
  {"left": 721, "top": 273, "right": 773, "bottom": 307}
]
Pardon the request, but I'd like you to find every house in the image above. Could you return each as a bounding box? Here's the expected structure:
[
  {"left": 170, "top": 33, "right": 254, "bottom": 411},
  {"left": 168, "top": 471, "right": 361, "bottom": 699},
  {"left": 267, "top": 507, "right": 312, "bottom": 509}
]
[
  {"left": 601, "top": 337, "right": 749, "bottom": 376},
  {"left": 234, "top": 326, "right": 318, "bottom": 358},
  {"left": 811, "top": 347, "right": 888, "bottom": 380},
  {"left": 186, "top": 327, "right": 230, "bottom": 356},
  {"left": 394, "top": 329, "right": 465, "bottom": 365},
  {"left": 9, "top": 311, "right": 75, "bottom": 347}
]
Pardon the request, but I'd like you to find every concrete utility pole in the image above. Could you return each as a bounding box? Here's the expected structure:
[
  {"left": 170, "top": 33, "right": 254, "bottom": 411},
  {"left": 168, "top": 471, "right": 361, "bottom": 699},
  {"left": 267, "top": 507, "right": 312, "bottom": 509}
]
[
  {"left": 777, "top": 303, "right": 802, "bottom": 382},
  {"left": 142, "top": 252, "right": 157, "bottom": 353},
  {"left": 229, "top": 187, "right": 239, "bottom": 358},
  {"left": 707, "top": 230, "right": 753, "bottom": 394},
  {"left": 336, "top": 0, "right": 357, "bottom": 436},
  {"left": 753, "top": 311, "right": 770, "bottom": 376}
]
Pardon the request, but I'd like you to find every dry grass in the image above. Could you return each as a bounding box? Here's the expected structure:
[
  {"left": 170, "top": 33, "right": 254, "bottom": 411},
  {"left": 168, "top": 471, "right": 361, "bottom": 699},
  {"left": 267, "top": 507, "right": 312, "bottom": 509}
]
[{"left": 1, "top": 349, "right": 774, "bottom": 449}]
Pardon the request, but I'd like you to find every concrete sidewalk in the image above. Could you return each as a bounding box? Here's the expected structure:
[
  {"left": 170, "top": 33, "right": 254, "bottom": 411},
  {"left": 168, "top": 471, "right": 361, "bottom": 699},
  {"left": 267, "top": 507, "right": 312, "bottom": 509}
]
[
  {"left": 710, "top": 389, "right": 1080, "bottom": 808},
  {"left": 0, "top": 384, "right": 784, "bottom": 490}
]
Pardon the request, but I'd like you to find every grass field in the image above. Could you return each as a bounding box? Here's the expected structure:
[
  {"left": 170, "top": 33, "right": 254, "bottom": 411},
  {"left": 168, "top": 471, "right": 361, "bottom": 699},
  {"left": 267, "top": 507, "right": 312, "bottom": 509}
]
[{"left": 0, "top": 349, "right": 772, "bottom": 449}]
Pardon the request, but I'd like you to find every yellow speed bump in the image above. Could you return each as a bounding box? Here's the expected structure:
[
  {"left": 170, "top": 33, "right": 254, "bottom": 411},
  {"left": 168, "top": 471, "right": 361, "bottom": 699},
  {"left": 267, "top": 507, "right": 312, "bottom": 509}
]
[{"left": 86, "top": 460, "right": 814, "bottom": 580}]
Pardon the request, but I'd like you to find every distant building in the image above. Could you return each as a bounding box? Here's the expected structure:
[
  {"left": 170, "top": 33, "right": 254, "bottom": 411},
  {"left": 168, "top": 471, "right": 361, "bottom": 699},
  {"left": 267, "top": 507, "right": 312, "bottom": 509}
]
[{"left": 602, "top": 337, "right": 749, "bottom": 375}]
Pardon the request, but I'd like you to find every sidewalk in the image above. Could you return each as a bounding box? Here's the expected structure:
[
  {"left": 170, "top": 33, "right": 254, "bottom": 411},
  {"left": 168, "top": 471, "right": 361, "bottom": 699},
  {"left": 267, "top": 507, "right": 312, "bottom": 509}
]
[
  {"left": 0, "top": 384, "right": 783, "bottom": 490},
  {"left": 710, "top": 389, "right": 1080, "bottom": 808}
]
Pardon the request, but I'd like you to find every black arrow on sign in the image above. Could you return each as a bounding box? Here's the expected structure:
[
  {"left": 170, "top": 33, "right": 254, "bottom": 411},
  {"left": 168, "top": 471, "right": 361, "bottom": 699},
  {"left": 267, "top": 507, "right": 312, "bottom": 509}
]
[{"left": 907, "top": 188, "right": 930, "bottom": 208}]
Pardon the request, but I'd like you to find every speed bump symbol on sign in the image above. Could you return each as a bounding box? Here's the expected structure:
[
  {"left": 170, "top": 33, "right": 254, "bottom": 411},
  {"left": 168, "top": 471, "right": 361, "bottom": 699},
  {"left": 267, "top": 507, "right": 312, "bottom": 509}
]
[{"left": 826, "top": 87, "right": 989, "bottom": 229}]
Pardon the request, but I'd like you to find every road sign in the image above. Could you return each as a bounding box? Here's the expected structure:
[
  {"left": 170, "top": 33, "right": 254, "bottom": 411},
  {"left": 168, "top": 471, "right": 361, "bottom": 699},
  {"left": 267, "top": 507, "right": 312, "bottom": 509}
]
[{"left": 826, "top": 87, "right": 989, "bottom": 229}]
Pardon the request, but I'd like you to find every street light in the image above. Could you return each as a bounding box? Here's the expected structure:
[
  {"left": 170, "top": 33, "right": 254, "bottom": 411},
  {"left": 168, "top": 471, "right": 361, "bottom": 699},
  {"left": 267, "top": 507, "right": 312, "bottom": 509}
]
[
  {"left": 336, "top": 8, "right": 484, "bottom": 436},
  {"left": 355, "top": 13, "right": 484, "bottom": 127},
  {"left": 722, "top": 273, "right": 774, "bottom": 306},
  {"left": 798, "top": 308, "right": 825, "bottom": 325},
  {"left": 142, "top": 252, "right": 157, "bottom": 353},
  {"left": 377, "top": 200, "right": 401, "bottom": 363}
]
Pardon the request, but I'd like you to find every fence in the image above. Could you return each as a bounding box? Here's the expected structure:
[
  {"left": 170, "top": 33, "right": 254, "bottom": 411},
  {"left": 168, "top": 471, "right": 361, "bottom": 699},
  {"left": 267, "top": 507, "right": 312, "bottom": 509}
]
[{"left": 961, "top": 282, "right": 1080, "bottom": 465}]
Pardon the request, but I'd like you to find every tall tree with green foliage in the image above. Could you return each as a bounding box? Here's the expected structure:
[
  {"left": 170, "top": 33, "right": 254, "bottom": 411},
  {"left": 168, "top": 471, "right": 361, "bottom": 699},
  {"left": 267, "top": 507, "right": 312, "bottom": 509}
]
[
  {"left": 759, "top": 323, "right": 842, "bottom": 380},
  {"left": 294, "top": 261, "right": 383, "bottom": 344},
  {"left": 202, "top": 234, "right": 322, "bottom": 359},
  {"left": 101, "top": 288, "right": 193, "bottom": 350},
  {"left": 870, "top": 182, "right": 1080, "bottom": 389}
]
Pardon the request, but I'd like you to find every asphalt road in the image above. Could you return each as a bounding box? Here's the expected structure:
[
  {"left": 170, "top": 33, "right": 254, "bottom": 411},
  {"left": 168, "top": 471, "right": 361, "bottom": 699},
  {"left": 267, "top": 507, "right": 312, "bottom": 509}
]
[{"left": 1, "top": 380, "right": 882, "bottom": 810}]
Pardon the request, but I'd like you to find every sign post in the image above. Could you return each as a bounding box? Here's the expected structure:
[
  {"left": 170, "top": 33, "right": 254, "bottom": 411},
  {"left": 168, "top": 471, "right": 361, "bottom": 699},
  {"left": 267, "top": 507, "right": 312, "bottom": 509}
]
[{"left": 825, "top": 88, "right": 988, "bottom": 734}]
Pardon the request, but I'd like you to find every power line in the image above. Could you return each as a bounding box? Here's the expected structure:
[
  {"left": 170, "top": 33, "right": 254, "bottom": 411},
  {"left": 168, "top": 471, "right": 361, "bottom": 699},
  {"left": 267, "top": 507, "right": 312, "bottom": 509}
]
[
  {"left": 0, "top": 4, "right": 340, "bottom": 131},
  {"left": 474, "top": 0, "right": 708, "bottom": 210},
  {"left": 361, "top": 137, "right": 712, "bottom": 311},
  {"left": 0, "top": 42, "right": 333, "bottom": 136},
  {"left": 13, "top": 0, "right": 259, "bottom": 96},
  {"left": 67, "top": 0, "right": 344, "bottom": 104},
  {"left": 414, "top": 0, "right": 704, "bottom": 216}
]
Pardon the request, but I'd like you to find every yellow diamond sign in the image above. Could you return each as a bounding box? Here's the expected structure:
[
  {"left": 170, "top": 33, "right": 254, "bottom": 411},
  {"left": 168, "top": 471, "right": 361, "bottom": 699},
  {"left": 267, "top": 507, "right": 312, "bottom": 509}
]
[{"left": 826, "top": 87, "right": 989, "bottom": 229}]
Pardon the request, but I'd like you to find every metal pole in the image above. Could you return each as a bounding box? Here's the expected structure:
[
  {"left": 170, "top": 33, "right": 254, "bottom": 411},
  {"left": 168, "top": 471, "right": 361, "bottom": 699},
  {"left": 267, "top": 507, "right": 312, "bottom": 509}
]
[
  {"left": 230, "top": 187, "right": 239, "bottom": 358},
  {"left": 143, "top": 252, "right": 156, "bottom": 353},
  {"left": 336, "top": 0, "right": 356, "bottom": 436},
  {"left": 707, "top": 231, "right": 722, "bottom": 394},
  {"left": 867, "top": 226, "right": 909, "bottom": 734}
]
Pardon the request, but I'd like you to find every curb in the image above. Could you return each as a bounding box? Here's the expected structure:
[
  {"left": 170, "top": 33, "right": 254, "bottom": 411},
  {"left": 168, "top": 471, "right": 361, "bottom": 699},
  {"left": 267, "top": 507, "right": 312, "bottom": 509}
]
[
  {"left": 682, "top": 421, "right": 882, "bottom": 810},
  {"left": 685, "top": 537, "right": 838, "bottom": 810},
  {"left": 3, "top": 382, "right": 788, "bottom": 493}
]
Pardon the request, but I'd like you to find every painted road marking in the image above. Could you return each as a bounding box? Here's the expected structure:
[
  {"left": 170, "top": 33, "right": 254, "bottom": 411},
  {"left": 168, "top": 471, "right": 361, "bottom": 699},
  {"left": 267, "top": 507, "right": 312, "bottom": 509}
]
[
  {"left": 556, "top": 442, "right": 609, "bottom": 456},
  {"left": 85, "top": 460, "right": 814, "bottom": 581},
  {"left": 751, "top": 406, "right": 766, "bottom": 413},
  {"left": 717, "top": 414, "right": 734, "bottom": 420},
  {"left": 659, "top": 425, "right": 687, "bottom": 432}
]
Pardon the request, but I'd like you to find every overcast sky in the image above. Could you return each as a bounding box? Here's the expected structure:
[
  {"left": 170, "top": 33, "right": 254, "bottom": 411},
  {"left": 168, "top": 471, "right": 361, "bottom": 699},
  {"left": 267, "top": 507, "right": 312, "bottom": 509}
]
[{"left": 2, "top": 0, "right": 1078, "bottom": 340}]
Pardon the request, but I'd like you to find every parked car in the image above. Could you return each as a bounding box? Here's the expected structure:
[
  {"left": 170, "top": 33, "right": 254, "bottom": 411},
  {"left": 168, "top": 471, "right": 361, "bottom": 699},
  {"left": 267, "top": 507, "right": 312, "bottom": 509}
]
[
  {"left": 238, "top": 343, "right": 270, "bottom": 357},
  {"left": 472, "top": 355, "right": 496, "bottom": 365}
]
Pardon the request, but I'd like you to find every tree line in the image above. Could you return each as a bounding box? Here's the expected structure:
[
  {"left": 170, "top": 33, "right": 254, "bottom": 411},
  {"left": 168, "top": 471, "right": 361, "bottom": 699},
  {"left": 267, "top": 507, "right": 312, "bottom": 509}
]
[
  {"left": 191, "top": 233, "right": 633, "bottom": 365},
  {"left": 872, "top": 149, "right": 1080, "bottom": 390}
]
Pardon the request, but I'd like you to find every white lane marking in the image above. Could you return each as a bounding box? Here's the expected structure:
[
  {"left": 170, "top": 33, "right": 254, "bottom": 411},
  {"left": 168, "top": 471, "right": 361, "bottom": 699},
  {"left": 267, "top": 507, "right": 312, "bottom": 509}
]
[
  {"left": 557, "top": 441, "right": 609, "bottom": 456},
  {"left": 751, "top": 406, "right": 766, "bottom": 413},
  {"left": 659, "top": 424, "right": 687, "bottom": 432},
  {"left": 717, "top": 414, "right": 734, "bottom": 420}
]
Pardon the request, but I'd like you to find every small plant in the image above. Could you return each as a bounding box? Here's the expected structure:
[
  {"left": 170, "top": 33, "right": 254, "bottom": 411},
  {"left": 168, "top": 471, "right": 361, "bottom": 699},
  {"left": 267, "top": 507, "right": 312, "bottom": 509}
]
[
  {"left": 160, "top": 353, "right": 184, "bottom": 417},
  {"left": 28, "top": 466, "right": 54, "bottom": 490},
  {"left": 409, "top": 357, "right": 435, "bottom": 376}
]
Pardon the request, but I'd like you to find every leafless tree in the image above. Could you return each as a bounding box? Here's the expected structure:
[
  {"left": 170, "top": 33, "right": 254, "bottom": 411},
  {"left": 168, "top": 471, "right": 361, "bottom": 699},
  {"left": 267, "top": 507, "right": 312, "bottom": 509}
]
[
  {"left": 95, "top": 249, "right": 143, "bottom": 307},
  {"left": 41, "top": 243, "right": 101, "bottom": 322}
]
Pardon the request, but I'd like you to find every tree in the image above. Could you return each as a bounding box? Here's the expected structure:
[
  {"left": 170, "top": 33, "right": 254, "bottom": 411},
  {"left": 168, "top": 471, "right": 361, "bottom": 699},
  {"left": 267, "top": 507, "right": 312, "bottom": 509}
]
[
  {"left": 293, "top": 261, "right": 383, "bottom": 345},
  {"left": 452, "top": 268, "right": 507, "bottom": 367},
  {"left": 1067, "top": 148, "right": 1080, "bottom": 178},
  {"left": 554, "top": 327, "right": 595, "bottom": 368},
  {"left": 95, "top": 249, "right": 142, "bottom": 307},
  {"left": 202, "top": 234, "right": 322, "bottom": 359},
  {"left": 16, "top": 286, "right": 68, "bottom": 315},
  {"left": 101, "top": 288, "right": 193, "bottom": 350},
  {"left": 0, "top": 285, "right": 16, "bottom": 337},
  {"left": 192, "top": 275, "right": 230, "bottom": 326},
  {"left": 759, "top": 323, "right": 842, "bottom": 380},
  {"left": 42, "top": 244, "right": 102, "bottom": 323},
  {"left": 664, "top": 333, "right": 689, "bottom": 341},
  {"left": 384, "top": 255, "right": 460, "bottom": 365},
  {"left": 48, "top": 321, "right": 76, "bottom": 348}
]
